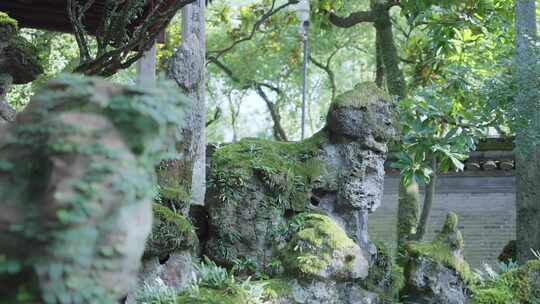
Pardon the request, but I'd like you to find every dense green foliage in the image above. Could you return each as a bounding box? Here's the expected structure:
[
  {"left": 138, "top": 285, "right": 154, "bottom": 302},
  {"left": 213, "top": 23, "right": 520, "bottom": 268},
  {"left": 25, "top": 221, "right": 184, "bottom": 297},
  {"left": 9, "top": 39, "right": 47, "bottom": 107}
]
[{"left": 472, "top": 260, "right": 540, "bottom": 304}]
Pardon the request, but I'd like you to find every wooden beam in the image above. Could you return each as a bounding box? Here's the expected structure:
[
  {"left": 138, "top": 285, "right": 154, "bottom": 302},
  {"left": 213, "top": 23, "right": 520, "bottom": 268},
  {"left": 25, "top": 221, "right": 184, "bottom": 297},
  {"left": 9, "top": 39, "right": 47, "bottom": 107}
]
[{"left": 0, "top": 0, "right": 105, "bottom": 33}]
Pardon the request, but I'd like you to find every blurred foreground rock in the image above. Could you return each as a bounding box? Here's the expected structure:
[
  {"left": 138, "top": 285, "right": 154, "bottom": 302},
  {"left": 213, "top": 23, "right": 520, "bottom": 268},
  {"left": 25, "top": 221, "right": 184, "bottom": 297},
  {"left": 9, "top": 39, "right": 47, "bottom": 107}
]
[{"left": 0, "top": 75, "right": 184, "bottom": 303}]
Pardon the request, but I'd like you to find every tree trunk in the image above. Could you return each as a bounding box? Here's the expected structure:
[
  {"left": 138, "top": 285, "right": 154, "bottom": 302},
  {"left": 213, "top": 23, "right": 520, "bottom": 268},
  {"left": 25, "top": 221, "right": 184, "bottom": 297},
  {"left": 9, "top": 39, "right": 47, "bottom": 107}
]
[
  {"left": 255, "top": 85, "right": 288, "bottom": 141},
  {"left": 163, "top": 0, "right": 207, "bottom": 212},
  {"left": 371, "top": 0, "right": 406, "bottom": 99},
  {"left": 227, "top": 92, "right": 240, "bottom": 143},
  {"left": 371, "top": 0, "right": 418, "bottom": 252},
  {"left": 397, "top": 180, "right": 419, "bottom": 255},
  {"left": 375, "top": 34, "right": 384, "bottom": 88},
  {"left": 515, "top": 0, "right": 540, "bottom": 262},
  {"left": 416, "top": 157, "right": 437, "bottom": 241}
]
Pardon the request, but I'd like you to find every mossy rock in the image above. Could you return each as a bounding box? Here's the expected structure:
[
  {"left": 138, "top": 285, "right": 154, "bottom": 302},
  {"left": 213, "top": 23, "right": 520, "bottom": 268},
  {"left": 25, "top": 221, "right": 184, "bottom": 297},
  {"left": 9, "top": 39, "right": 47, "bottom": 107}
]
[
  {"left": 0, "top": 74, "right": 187, "bottom": 303},
  {"left": 326, "top": 82, "right": 397, "bottom": 143},
  {"left": 402, "top": 213, "right": 472, "bottom": 304},
  {"left": 205, "top": 133, "right": 329, "bottom": 270},
  {"left": 331, "top": 82, "right": 391, "bottom": 108},
  {"left": 362, "top": 241, "right": 404, "bottom": 301},
  {"left": 0, "top": 12, "right": 17, "bottom": 29},
  {"left": 262, "top": 277, "right": 293, "bottom": 300},
  {"left": 144, "top": 203, "right": 198, "bottom": 258},
  {"left": 405, "top": 212, "right": 472, "bottom": 284},
  {"left": 281, "top": 213, "right": 368, "bottom": 280},
  {"left": 406, "top": 241, "right": 474, "bottom": 285},
  {"left": 210, "top": 132, "right": 327, "bottom": 211}
]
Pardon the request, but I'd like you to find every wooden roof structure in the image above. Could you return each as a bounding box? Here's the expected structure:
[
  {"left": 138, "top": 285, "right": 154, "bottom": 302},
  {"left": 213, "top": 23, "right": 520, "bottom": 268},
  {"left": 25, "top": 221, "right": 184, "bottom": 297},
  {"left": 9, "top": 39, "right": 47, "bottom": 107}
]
[
  {"left": 385, "top": 137, "right": 516, "bottom": 174},
  {"left": 0, "top": 0, "right": 105, "bottom": 33}
]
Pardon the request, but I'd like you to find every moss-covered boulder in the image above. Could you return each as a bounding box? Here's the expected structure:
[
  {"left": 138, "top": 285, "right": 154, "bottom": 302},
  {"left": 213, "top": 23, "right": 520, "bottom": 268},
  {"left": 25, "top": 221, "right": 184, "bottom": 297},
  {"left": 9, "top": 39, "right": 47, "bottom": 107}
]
[
  {"left": 144, "top": 203, "right": 198, "bottom": 259},
  {"left": 282, "top": 213, "right": 369, "bottom": 280},
  {"left": 326, "top": 82, "right": 397, "bottom": 151},
  {"left": 0, "top": 12, "right": 17, "bottom": 51},
  {"left": 204, "top": 82, "right": 397, "bottom": 273},
  {"left": 127, "top": 203, "right": 199, "bottom": 301},
  {"left": 401, "top": 213, "right": 472, "bottom": 304},
  {"left": 0, "top": 75, "right": 186, "bottom": 303},
  {"left": 0, "top": 11, "right": 43, "bottom": 122},
  {"left": 361, "top": 241, "right": 404, "bottom": 302}
]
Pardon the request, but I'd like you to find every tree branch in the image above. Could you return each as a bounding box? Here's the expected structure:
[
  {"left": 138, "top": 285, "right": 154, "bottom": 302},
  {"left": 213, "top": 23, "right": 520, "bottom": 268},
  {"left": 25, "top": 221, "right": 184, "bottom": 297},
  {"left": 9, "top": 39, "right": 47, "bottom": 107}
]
[
  {"left": 255, "top": 85, "right": 288, "bottom": 141},
  {"left": 207, "top": 0, "right": 298, "bottom": 63},
  {"left": 211, "top": 58, "right": 288, "bottom": 141},
  {"left": 206, "top": 107, "right": 222, "bottom": 127},
  {"left": 309, "top": 55, "right": 337, "bottom": 101},
  {"left": 328, "top": 10, "right": 374, "bottom": 28}
]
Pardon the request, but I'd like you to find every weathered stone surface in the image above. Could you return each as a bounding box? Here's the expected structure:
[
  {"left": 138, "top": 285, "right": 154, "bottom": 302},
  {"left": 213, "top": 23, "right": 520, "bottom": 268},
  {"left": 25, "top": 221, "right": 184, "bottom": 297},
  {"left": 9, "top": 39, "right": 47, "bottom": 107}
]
[
  {"left": 269, "top": 279, "right": 381, "bottom": 304},
  {"left": 0, "top": 75, "right": 185, "bottom": 303},
  {"left": 402, "top": 257, "right": 468, "bottom": 304},
  {"left": 204, "top": 82, "right": 397, "bottom": 273},
  {"left": 326, "top": 82, "right": 397, "bottom": 152},
  {"left": 126, "top": 251, "right": 196, "bottom": 304},
  {"left": 126, "top": 203, "right": 199, "bottom": 300},
  {"left": 402, "top": 213, "right": 472, "bottom": 304}
]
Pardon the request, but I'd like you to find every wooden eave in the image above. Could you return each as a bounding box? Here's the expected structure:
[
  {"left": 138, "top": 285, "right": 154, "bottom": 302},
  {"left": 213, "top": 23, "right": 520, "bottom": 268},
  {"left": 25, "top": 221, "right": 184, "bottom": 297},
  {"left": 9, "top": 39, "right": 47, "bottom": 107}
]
[{"left": 1, "top": 0, "right": 111, "bottom": 34}]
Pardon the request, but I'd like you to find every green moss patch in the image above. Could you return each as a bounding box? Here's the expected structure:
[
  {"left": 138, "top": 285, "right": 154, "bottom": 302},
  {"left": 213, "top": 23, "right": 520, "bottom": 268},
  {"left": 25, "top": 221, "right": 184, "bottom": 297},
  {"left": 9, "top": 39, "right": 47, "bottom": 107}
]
[
  {"left": 405, "top": 212, "right": 473, "bottom": 285},
  {"left": 177, "top": 287, "right": 247, "bottom": 304},
  {"left": 0, "top": 12, "right": 17, "bottom": 29},
  {"left": 262, "top": 278, "right": 293, "bottom": 300},
  {"left": 144, "top": 203, "right": 198, "bottom": 258},
  {"left": 331, "top": 82, "right": 390, "bottom": 108},
  {"left": 405, "top": 241, "right": 474, "bottom": 284},
  {"left": 281, "top": 213, "right": 357, "bottom": 277},
  {"left": 471, "top": 260, "right": 540, "bottom": 304},
  {"left": 472, "top": 286, "right": 515, "bottom": 304},
  {"left": 210, "top": 132, "right": 327, "bottom": 210}
]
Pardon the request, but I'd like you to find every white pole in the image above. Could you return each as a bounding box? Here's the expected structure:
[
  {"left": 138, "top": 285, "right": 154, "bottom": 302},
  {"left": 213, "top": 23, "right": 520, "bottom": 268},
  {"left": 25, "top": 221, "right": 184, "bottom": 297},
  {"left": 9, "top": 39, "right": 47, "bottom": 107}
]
[
  {"left": 296, "top": 0, "right": 310, "bottom": 140},
  {"left": 301, "top": 32, "right": 308, "bottom": 140},
  {"left": 136, "top": 43, "right": 157, "bottom": 89}
]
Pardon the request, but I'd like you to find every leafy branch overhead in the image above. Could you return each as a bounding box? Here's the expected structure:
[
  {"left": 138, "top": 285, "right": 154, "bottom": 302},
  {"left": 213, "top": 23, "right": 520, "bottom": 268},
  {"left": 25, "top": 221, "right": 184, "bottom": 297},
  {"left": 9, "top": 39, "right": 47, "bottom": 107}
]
[
  {"left": 206, "top": 0, "right": 299, "bottom": 64},
  {"left": 68, "top": 0, "right": 196, "bottom": 76}
]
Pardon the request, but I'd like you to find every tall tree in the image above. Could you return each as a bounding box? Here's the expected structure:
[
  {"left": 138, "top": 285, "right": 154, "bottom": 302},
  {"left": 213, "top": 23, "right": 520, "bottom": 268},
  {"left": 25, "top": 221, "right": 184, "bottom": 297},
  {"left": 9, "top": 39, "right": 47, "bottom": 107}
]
[
  {"left": 161, "top": 0, "right": 207, "bottom": 213},
  {"left": 328, "top": 0, "right": 420, "bottom": 254},
  {"left": 514, "top": 0, "right": 540, "bottom": 262}
]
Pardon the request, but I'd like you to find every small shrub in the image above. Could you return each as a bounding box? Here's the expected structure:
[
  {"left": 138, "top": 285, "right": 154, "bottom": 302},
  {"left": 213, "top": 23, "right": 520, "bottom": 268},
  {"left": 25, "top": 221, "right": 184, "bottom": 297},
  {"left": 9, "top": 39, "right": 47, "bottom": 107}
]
[
  {"left": 195, "top": 257, "right": 233, "bottom": 289},
  {"left": 135, "top": 277, "right": 177, "bottom": 304},
  {"left": 185, "top": 258, "right": 269, "bottom": 304}
]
